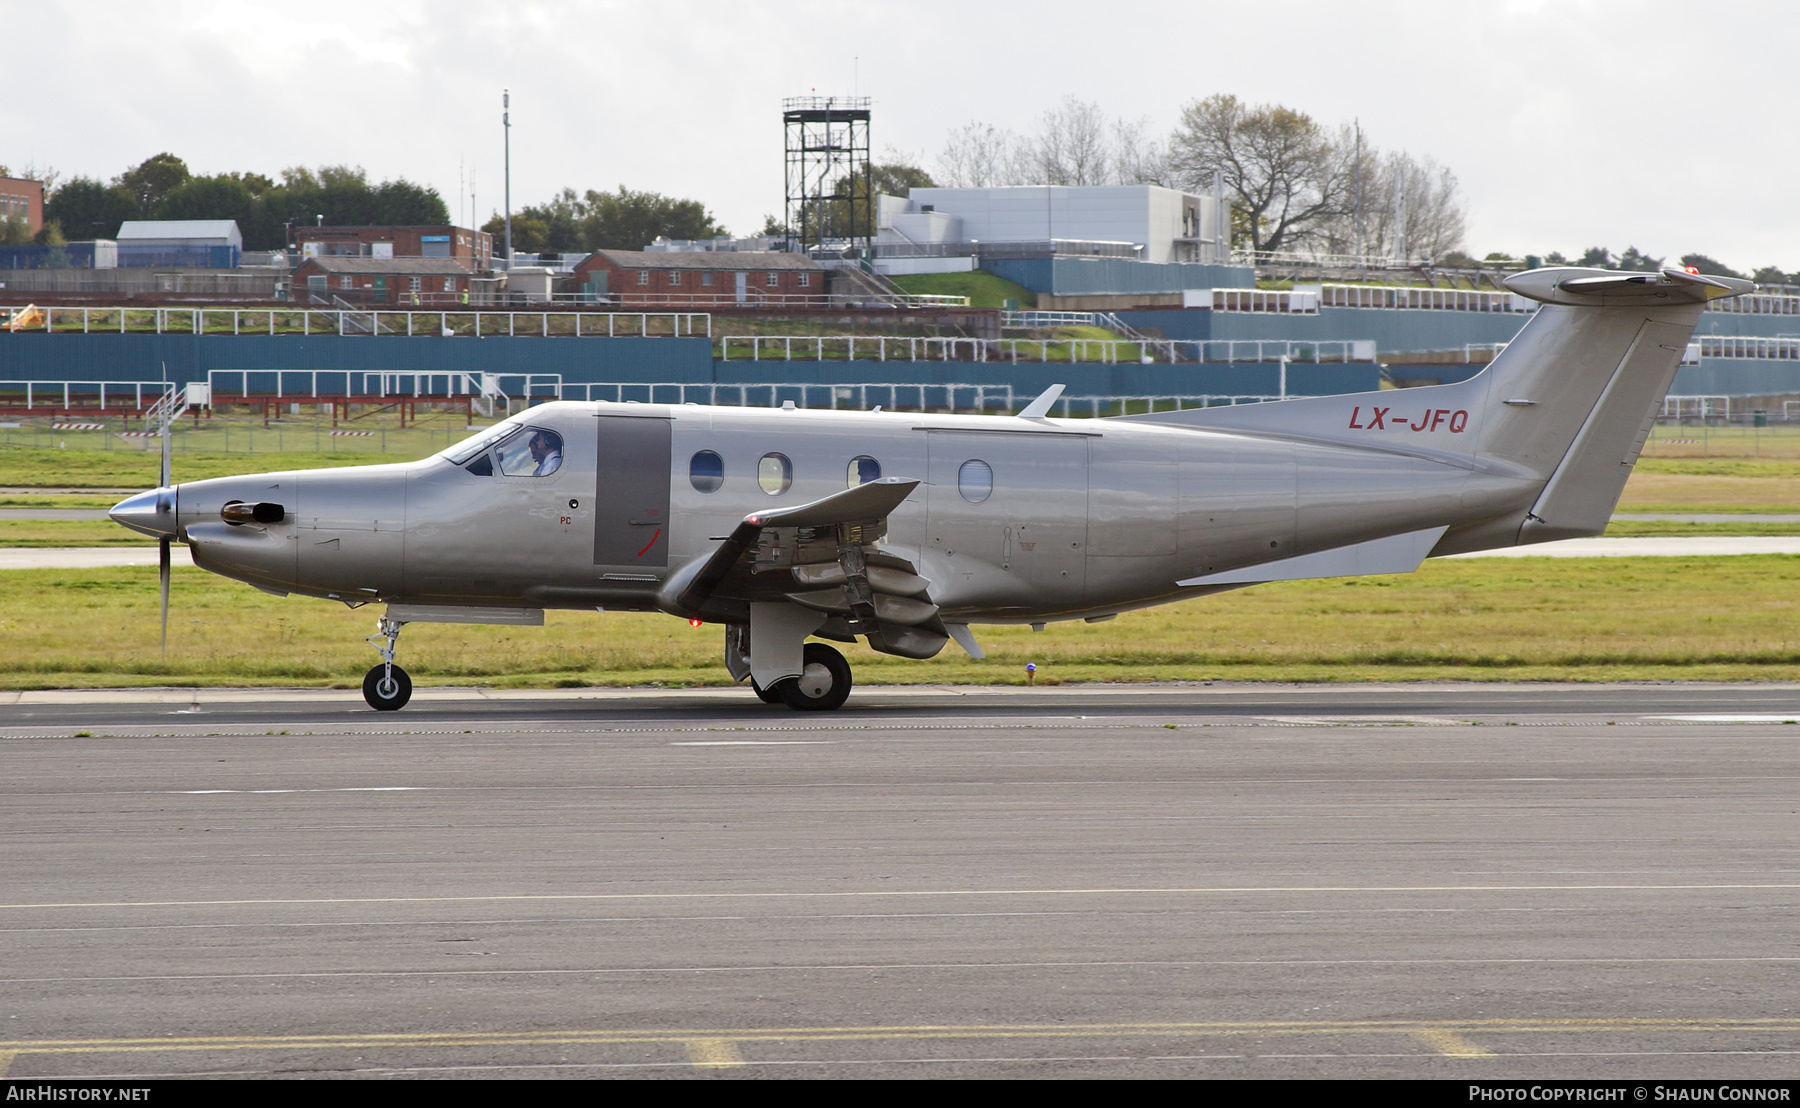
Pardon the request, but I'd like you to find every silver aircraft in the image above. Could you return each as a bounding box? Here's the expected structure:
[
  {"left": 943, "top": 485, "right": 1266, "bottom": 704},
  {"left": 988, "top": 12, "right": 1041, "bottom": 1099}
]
[{"left": 110, "top": 266, "right": 1749, "bottom": 711}]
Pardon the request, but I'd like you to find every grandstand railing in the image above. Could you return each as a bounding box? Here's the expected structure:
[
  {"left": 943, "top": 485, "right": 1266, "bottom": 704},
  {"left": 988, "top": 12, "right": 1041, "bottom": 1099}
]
[
  {"left": 1320, "top": 284, "right": 1536, "bottom": 313},
  {"left": 206, "top": 370, "right": 564, "bottom": 403},
  {"left": 554, "top": 382, "right": 1321, "bottom": 417},
  {"left": 0, "top": 305, "right": 711, "bottom": 338},
  {"left": 1690, "top": 336, "right": 1800, "bottom": 360},
  {"left": 1662, "top": 395, "right": 1731, "bottom": 419},
  {"left": 183, "top": 374, "right": 1340, "bottom": 419},
  {"left": 1196, "top": 288, "right": 1320, "bottom": 314},
  {"left": 0, "top": 380, "right": 175, "bottom": 410},
  {"left": 718, "top": 335, "right": 1376, "bottom": 365},
  {"left": 1706, "top": 292, "right": 1800, "bottom": 315}
]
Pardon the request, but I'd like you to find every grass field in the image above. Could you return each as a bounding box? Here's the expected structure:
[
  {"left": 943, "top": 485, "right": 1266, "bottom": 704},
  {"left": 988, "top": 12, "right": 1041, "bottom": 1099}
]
[
  {"left": 11, "top": 555, "right": 1800, "bottom": 690},
  {"left": 888, "top": 269, "right": 1038, "bottom": 309}
]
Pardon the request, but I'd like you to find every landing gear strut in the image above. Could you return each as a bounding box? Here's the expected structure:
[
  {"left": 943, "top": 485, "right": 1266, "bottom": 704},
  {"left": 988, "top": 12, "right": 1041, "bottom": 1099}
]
[{"left": 363, "top": 615, "right": 412, "bottom": 711}]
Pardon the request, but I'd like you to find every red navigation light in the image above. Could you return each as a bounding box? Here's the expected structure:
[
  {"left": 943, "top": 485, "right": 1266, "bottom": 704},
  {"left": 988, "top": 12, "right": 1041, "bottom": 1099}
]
[
  {"left": 1685, "top": 265, "right": 1700, "bottom": 274},
  {"left": 689, "top": 618, "right": 703, "bottom": 628}
]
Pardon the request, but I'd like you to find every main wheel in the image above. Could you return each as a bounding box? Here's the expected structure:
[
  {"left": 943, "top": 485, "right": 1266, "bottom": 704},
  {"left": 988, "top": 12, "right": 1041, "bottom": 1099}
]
[
  {"left": 751, "top": 679, "right": 785, "bottom": 705},
  {"left": 362, "top": 664, "right": 412, "bottom": 711},
  {"left": 779, "top": 643, "right": 852, "bottom": 712}
]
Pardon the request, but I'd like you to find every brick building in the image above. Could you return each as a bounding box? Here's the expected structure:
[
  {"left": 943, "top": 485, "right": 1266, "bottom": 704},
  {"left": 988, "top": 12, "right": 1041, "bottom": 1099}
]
[
  {"left": 293, "top": 256, "right": 474, "bottom": 306},
  {"left": 572, "top": 250, "right": 824, "bottom": 306},
  {"left": 295, "top": 225, "right": 492, "bottom": 270},
  {"left": 0, "top": 176, "right": 44, "bottom": 235}
]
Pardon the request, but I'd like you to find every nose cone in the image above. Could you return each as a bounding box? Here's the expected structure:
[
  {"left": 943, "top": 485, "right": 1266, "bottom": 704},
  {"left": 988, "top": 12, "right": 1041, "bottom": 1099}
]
[{"left": 110, "top": 487, "right": 177, "bottom": 539}]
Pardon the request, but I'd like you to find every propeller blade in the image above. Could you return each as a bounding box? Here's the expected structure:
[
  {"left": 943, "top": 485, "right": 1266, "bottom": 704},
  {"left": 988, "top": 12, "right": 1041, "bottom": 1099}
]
[{"left": 159, "top": 535, "right": 170, "bottom": 652}]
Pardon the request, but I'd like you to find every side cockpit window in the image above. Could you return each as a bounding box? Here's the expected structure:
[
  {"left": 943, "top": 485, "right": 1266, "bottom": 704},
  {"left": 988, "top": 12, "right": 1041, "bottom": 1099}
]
[{"left": 495, "top": 428, "right": 564, "bottom": 477}]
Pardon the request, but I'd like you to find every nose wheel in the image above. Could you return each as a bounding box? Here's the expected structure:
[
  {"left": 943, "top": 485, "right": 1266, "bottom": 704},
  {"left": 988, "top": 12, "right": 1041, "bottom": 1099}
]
[
  {"left": 362, "top": 664, "right": 412, "bottom": 711},
  {"left": 362, "top": 615, "right": 412, "bottom": 711}
]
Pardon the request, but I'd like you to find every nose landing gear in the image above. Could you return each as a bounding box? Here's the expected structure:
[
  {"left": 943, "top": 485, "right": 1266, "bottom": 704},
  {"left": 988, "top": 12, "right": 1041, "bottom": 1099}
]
[{"left": 363, "top": 615, "right": 412, "bottom": 711}]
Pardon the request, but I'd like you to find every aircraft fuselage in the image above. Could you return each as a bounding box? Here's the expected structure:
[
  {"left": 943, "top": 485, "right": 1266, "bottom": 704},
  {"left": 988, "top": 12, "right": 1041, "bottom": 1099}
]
[{"left": 172, "top": 400, "right": 1536, "bottom": 624}]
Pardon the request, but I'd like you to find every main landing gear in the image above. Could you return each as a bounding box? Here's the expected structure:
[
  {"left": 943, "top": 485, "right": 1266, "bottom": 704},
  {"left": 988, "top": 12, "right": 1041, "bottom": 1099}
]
[
  {"left": 786, "top": 642, "right": 853, "bottom": 710},
  {"left": 760, "top": 643, "right": 853, "bottom": 712},
  {"left": 363, "top": 615, "right": 412, "bottom": 711}
]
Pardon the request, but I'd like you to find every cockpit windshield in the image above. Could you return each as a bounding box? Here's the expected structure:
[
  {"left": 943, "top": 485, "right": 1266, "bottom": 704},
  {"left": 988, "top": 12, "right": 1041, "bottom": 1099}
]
[{"left": 439, "top": 418, "right": 527, "bottom": 466}]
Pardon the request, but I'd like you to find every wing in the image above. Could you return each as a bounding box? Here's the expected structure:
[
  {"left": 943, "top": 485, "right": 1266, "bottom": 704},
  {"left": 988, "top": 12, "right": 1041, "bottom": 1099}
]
[{"left": 660, "top": 477, "right": 947, "bottom": 659}]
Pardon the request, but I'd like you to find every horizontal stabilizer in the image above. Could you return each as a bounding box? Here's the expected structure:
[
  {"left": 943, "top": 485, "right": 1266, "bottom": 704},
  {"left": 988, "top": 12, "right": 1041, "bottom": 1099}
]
[
  {"left": 1505, "top": 266, "right": 1753, "bottom": 306},
  {"left": 1177, "top": 526, "right": 1448, "bottom": 587}
]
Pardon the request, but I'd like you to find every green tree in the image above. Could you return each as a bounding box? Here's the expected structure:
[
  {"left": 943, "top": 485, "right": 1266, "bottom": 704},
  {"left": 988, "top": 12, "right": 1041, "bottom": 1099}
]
[
  {"left": 256, "top": 165, "right": 450, "bottom": 250},
  {"left": 483, "top": 186, "right": 724, "bottom": 254},
  {"left": 1578, "top": 246, "right": 1612, "bottom": 268},
  {"left": 482, "top": 211, "right": 550, "bottom": 254},
  {"left": 582, "top": 186, "right": 723, "bottom": 251},
  {"left": 161, "top": 176, "right": 257, "bottom": 228},
  {"left": 818, "top": 162, "right": 938, "bottom": 246},
  {"left": 1166, "top": 94, "right": 1353, "bottom": 254},
  {"left": 1753, "top": 265, "right": 1790, "bottom": 286},
  {"left": 44, "top": 177, "right": 140, "bottom": 240},
  {"left": 0, "top": 214, "right": 30, "bottom": 246},
  {"left": 1616, "top": 246, "right": 1663, "bottom": 272},
  {"left": 115, "top": 152, "right": 191, "bottom": 216}
]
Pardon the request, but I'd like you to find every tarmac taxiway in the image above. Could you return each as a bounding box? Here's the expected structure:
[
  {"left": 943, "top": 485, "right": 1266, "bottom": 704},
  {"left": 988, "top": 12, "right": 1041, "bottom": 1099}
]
[{"left": 2, "top": 682, "right": 1797, "bottom": 1079}]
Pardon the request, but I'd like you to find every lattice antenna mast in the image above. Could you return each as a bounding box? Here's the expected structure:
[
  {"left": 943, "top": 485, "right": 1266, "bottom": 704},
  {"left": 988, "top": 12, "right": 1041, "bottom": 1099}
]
[{"left": 783, "top": 96, "right": 872, "bottom": 255}]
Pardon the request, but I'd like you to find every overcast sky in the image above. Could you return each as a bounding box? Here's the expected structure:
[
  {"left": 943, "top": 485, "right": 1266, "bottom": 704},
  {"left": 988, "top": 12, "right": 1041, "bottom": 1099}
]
[{"left": 6, "top": 0, "right": 1792, "bottom": 270}]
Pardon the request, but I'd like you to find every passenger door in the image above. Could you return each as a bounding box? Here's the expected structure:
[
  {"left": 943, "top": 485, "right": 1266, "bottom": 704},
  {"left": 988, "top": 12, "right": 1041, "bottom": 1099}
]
[{"left": 594, "top": 415, "right": 672, "bottom": 569}]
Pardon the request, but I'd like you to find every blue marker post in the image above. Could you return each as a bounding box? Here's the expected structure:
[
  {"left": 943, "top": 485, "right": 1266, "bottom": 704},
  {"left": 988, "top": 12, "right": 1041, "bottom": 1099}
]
[{"left": 1025, "top": 663, "right": 1036, "bottom": 686}]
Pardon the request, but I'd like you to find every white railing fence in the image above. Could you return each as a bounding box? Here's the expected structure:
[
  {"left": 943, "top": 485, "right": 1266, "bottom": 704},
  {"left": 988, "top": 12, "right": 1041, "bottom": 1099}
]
[
  {"left": 0, "top": 305, "right": 712, "bottom": 339},
  {"left": 717, "top": 335, "right": 1376, "bottom": 365}
]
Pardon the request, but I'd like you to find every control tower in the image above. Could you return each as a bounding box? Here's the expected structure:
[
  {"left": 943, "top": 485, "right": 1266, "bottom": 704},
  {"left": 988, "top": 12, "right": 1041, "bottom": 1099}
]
[{"left": 783, "top": 96, "right": 872, "bottom": 255}]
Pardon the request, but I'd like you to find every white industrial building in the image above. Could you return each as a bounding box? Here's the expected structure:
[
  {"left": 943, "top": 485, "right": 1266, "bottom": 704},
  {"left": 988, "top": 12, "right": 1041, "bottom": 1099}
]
[
  {"left": 874, "top": 184, "right": 1230, "bottom": 273},
  {"left": 115, "top": 220, "right": 244, "bottom": 250}
]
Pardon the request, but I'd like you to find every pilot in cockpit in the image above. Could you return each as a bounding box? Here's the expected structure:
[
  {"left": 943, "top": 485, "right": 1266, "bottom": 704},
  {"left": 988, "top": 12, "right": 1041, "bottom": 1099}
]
[{"left": 528, "top": 430, "right": 562, "bottom": 476}]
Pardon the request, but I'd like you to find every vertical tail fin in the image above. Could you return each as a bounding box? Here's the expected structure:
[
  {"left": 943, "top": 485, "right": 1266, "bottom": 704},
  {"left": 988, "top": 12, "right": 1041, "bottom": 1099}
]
[
  {"left": 1121, "top": 266, "right": 1752, "bottom": 548},
  {"left": 1481, "top": 268, "right": 1750, "bottom": 541}
]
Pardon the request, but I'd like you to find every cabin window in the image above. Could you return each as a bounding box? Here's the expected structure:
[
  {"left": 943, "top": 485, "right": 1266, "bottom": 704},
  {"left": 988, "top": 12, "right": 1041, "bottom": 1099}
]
[
  {"left": 847, "top": 455, "right": 881, "bottom": 487},
  {"left": 757, "top": 452, "right": 792, "bottom": 495},
  {"left": 690, "top": 450, "right": 724, "bottom": 493},
  {"left": 957, "top": 459, "right": 993, "bottom": 503}
]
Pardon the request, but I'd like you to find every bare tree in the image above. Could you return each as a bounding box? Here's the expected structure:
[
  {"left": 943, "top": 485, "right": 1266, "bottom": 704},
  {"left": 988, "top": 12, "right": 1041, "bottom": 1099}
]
[
  {"left": 940, "top": 105, "right": 1171, "bottom": 189},
  {"left": 1167, "top": 94, "right": 1353, "bottom": 255},
  {"left": 937, "top": 122, "right": 1027, "bottom": 188},
  {"left": 1032, "top": 97, "right": 1111, "bottom": 186},
  {"left": 1111, "top": 116, "right": 1172, "bottom": 187},
  {"left": 1322, "top": 149, "right": 1465, "bottom": 261}
]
